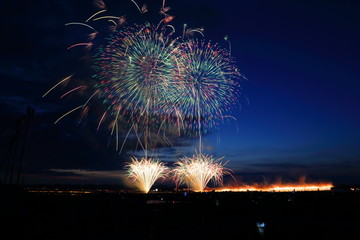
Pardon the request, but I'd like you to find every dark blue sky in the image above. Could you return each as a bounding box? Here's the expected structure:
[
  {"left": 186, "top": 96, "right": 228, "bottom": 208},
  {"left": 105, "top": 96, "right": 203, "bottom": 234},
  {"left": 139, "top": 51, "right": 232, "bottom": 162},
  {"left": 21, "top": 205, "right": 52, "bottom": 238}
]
[{"left": 1, "top": 0, "right": 359, "bottom": 185}]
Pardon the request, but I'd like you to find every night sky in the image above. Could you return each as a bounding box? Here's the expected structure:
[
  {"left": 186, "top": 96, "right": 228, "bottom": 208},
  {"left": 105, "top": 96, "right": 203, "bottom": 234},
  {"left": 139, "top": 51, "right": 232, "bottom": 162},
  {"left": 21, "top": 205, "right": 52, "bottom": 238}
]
[{"left": 1, "top": 0, "right": 359, "bottom": 186}]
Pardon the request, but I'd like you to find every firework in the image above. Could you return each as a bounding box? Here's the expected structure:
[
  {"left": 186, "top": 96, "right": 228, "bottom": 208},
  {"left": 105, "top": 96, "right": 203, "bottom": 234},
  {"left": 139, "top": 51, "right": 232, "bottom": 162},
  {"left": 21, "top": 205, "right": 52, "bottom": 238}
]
[
  {"left": 171, "top": 39, "right": 242, "bottom": 136},
  {"left": 92, "top": 24, "right": 184, "bottom": 129},
  {"left": 172, "top": 153, "right": 230, "bottom": 192},
  {"left": 45, "top": 1, "right": 243, "bottom": 168},
  {"left": 48, "top": 4, "right": 242, "bottom": 135},
  {"left": 92, "top": 23, "right": 242, "bottom": 138},
  {"left": 126, "top": 157, "right": 168, "bottom": 193}
]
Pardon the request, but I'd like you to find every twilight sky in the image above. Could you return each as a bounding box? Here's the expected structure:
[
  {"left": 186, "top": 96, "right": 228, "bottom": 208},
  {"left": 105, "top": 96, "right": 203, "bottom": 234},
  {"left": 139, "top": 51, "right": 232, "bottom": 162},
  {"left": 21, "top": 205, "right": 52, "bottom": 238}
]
[{"left": 1, "top": 0, "right": 359, "bottom": 186}]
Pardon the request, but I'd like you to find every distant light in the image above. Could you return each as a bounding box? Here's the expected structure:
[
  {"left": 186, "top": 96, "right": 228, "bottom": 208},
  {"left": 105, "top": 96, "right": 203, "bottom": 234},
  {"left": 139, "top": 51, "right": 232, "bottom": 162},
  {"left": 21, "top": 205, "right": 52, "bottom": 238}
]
[
  {"left": 257, "top": 222, "right": 265, "bottom": 228},
  {"left": 256, "top": 222, "right": 266, "bottom": 234}
]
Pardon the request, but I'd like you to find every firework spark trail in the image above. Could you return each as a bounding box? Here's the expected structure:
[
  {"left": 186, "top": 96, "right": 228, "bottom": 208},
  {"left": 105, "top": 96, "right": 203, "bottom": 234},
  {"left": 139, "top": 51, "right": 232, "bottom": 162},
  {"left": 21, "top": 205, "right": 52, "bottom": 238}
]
[
  {"left": 97, "top": 111, "right": 107, "bottom": 130},
  {"left": 224, "top": 35, "right": 231, "bottom": 56},
  {"left": 67, "top": 42, "right": 93, "bottom": 51},
  {"left": 60, "top": 85, "right": 84, "bottom": 98},
  {"left": 172, "top": 153, "right": 230, "bottom": 192},
  {"left": 126, "top": 157, "right": 168, "bottom": 193},
  {"left": 82, "top": 90, "right": 99, "bottom": 109},
  {"left": 54, "top": 105, "right": 84, "bottom": 124},
  {"left": 182, "top": 24, "right": 187, "bottom": 39},
  {"left": 85, "top": 9, "right": 107, "bottom": 22},
  {"left": 42, "top": 75, "right": 73, "bottom": 97},
  {"left": 92, "top": 16, "right": 122, "bottom": 22},
  {"left": 65, "top": 22, "right": 98, "bottom": 33},
  {"left": 131, "top": 0, "right": 142, "bottom": 13},
  {"left": 185, "top": 27, "right": 204, "bottom": 38}
]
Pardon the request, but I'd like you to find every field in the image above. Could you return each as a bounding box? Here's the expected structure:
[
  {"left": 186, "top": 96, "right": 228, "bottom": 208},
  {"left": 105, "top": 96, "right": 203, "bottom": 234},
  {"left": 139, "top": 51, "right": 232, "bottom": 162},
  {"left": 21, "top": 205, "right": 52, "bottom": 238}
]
[{"left": 1, "top": 186, "right": 359, "bottom": 240}]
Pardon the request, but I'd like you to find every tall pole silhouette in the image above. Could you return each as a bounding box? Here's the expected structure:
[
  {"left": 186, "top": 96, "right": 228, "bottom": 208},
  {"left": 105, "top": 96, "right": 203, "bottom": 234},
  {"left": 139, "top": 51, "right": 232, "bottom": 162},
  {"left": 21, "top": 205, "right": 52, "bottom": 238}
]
[{"left": 16, "top": 106, "right": 34, "bottom": 184}]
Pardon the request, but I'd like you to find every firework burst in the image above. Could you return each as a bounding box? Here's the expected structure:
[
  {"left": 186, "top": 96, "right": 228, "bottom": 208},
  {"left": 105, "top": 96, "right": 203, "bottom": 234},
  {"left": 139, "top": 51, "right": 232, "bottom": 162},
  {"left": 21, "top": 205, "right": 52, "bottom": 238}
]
[
  {"left": 44, "top": 1, "right": 243, "bottom": 191},
  {"left": 91, "top": 24, "right": 189, "bottom": 140},
  {"left": 172, "top": 153, "right": 231, "bottom": 192},
  {"left": 126, "top": 157, "right": 168, "bottom": 193},
  {"left": 46, "top": 3, "right": 242, "bottom": 137},
  {"left": 171, "top": 39, "right": 242, "bottom": 136}
]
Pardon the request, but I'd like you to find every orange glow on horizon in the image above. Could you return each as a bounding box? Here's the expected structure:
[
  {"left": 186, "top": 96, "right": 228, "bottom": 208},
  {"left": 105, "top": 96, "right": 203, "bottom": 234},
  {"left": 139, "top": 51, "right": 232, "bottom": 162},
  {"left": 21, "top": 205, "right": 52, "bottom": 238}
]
[{"left": 214, "top": 182, "right": 333, "bottom": 192}]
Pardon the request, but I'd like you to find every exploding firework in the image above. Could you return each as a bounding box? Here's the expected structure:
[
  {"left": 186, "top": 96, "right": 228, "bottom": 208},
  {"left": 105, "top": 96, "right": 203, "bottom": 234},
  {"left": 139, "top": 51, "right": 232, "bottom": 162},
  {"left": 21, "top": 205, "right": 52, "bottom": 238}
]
[
  {"left": 91, "top": 24, "right": 190, "bottom": 151},
  {"left": 126, "top": 157, "right": 168, "bottom": 193},
  {"left": 92, "top": 24, "right": 183, "bottom": 123},
  {"left": 46, "top": 2, "right": 242, "bottom": 136},
  {"left": 172, "top": 153, "right": 230, "bottom": 192},
  {"left": 172, "top": 39, "right": 242, "bottom": 136},
  {"left": 44, "top": 2, "right": 243, "bottom": 191}
]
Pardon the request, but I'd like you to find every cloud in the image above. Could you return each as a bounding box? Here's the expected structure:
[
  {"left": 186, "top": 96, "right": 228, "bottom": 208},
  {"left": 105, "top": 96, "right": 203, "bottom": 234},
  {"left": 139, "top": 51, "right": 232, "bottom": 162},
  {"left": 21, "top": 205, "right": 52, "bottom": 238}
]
[
  {"left": 50, "top": 168, "right": 126, "bottom": 180},
  {"left": 50, "top": 168, "right": 124, "bottom": 176},
  {"left": 48, "top": 168, "right": 143, "bottom": 188},
  {"left": 0, "top": 95, "right": 60, "bottom": 115},
  {"left": 0, "top": 64, "right": 39, "bottom": 83},
  {"left": 248, "top": 162, "right": 309, "bottom": 169}
]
